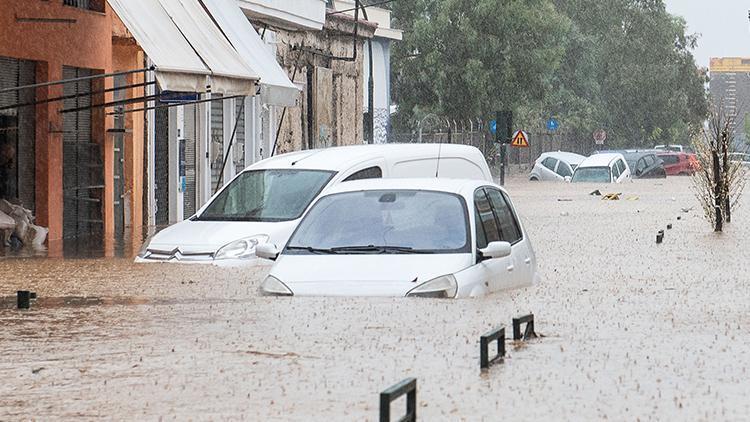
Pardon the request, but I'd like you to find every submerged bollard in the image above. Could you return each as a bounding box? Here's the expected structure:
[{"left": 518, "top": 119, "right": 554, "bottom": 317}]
[
  {"left": 667, "top": 224, "right": 673, "bottom": 230},
  {"left": 17, "top": 291, "right": 30, "bottom": 309},
  {"left": 480, "top": 326, "right": 506, "bottom": 369},
  {"left": 380, "top": 378, "right": 417, "bottom": 422},
  {"left": 656, "top": 230, "right": 664, "bottom": 244},
  {"left": 512, "top": 314, "right": 537, "bottom": 341}
]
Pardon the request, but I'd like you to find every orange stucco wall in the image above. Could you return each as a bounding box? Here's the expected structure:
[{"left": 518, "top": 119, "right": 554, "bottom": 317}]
[{"left": 0, "top": 1, "right": 144, "bottom": 251}]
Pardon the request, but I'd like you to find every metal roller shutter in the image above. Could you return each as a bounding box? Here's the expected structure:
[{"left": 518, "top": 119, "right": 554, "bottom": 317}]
[
  {"left": 183, "top": 103, "right": 197, "bottom": 217},
  {"left": 234, "top": 100, "right": 245, "bottom": 171},
  {"left": 210, "top": 94, "right": 223, "bottom": 190},
  {"left": 154, "top": 98, "right": 169, "bottom": 226},
  {"left": 62, "top": 66, "right": 103, "bottom": 239},
  {"left": 0, "top": 56, "right": 35, "bottom": 211}
]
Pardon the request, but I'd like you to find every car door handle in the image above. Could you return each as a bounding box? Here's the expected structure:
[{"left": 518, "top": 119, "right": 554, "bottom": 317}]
[
  {"left": 506, "top": 265, "right": 514, "bottom": 272},
  {"left": 524, "top": 258, "right": 531, "bottom": 265}
]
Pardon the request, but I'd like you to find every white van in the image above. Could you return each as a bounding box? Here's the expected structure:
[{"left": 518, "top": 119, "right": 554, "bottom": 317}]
[
  {"left": 136, "top": 143, "right": 493, "bottom": 264},
  {"left": 570, "top": 153, "right": 632, "bottom": 183}
]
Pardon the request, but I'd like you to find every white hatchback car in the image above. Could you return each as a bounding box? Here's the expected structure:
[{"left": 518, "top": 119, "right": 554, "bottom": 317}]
[
  {"left": 136, "top": 144, "right": 493, "bottom": 264},
  {"left": 529, "top": 151, "right": 586, "bottom": 181},
  {"left": 257, "top": 178, "right": 539, "bottom": 298},
  {"left": 571, "top": 153, "right": 632, "bottom": 183}
]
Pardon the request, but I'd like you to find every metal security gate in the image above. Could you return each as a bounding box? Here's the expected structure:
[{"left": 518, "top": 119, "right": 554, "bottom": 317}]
[
  {"left": 234, "top": 100, "right": 245, "bottom": 172},
  {"left": 183, "top": 103, "right": 198, "bottom": 217},
  {"left": 210, "top": 94, "right": 224, "bottom": 190},
  {"left": 112, "top": 75, "right": 126, "bottom": 236},
  {"left": 0, "top": 56, "right": 36, "bottom": 211},
  {"left": 62, "top": 66, "right": 103, "bottom": 239},
  {"left": 154, "top": 103, "right": 170, "bottom": 226}
]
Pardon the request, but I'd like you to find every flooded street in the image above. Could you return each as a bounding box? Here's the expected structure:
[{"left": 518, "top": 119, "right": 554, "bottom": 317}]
[{"left": 2, "top": 177, "right": 750, "bottom": 420}]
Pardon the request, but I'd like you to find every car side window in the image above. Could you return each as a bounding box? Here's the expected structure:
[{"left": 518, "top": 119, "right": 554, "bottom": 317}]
[
  {"left": 645, "top": 155, "right": 655, "bottom": 167},
  {"left": 474, "top": 189, "right": 501, "bottom": 248},
  {"left": 555, "top": 162, "right": 572, "bottom": 177},
  {"left": 612, "top": 161, "right": 621, "bottom": 179},
  {"left": 486, "top": 189, "right": 522, "bottom": 244},
  {"left": 542, "top": 157, "right": 558, "bottom": 171},
  {"left": 636, "top": 158, "right": 647, "bottom": 172},
  {"left": 343, "top": 166, "right": 383, "bottom": 182}
]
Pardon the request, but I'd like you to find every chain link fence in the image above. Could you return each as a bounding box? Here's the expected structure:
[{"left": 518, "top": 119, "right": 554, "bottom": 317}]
[{"left": 388, "top": 116, "right": 597, "bottom": 176}]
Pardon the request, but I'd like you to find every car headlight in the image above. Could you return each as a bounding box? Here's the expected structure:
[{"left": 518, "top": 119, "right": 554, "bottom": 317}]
[
  {"left": 214, "top": 235, "right": 269, "bottom": 260},
  {"left": 406, "top": 274, "right": 458, "bottom": 298},
  {"left": 260, "top": 276, "right": 293, "bottom": 296}
]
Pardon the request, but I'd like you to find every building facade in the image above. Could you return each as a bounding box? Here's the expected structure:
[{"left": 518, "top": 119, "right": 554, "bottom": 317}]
[
  {"left": 709, "top": 57, "right": 750, "bottom": 145},
  {"left": 0, "top": 0, "right": 145, "bottom": 255},
  {"left": 333, "top": 0, "right": 402, "bottom": 144}
]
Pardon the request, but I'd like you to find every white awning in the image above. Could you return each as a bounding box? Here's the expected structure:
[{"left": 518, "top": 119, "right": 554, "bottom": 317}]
[
  {"left": 108, "top": 0, "right": 210, "bottom": 93},
  {"left": 108, "top": 0, "right": 259, "bottom": 95},
  {"left": 157, "top": 0, "right": 258, "bottom": 96},
  {"left": 203, "top": 0, "right": 299, "bottom": 106}
]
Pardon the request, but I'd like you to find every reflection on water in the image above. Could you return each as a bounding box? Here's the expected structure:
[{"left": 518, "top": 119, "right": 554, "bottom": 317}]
[{"left": 0, "top": 226, "right": 159, "bottom": 260}]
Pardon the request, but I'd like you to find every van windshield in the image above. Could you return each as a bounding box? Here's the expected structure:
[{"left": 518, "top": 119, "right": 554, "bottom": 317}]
[
  {"left": 196, "top": 169, "right": 335, "bottom": 222},
  {"left": 571, "top": 167, "right": 612, "bottom": 183}
]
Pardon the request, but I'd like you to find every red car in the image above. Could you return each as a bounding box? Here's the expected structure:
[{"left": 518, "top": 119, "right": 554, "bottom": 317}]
[{"left": 657, "top": 152, "right": 698, "bottom": 175}]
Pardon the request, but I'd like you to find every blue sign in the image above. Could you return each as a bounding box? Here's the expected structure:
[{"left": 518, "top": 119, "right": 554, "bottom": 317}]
[
  {"left": 546, "top": 118, "right": 560, "bottom": 132},
  {"left": 489, "top": 120, "right": 497, "bottom": 135},
  {"left": 160, "top": 91, "right": 200, "bottom": 104}
]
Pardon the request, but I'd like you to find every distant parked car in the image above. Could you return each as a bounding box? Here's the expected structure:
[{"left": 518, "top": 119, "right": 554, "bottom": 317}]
[
  {"left": 729, "top": 152, "right": 750, "bottom": 168},
  {"left": 529, "top": 151, "right": 586, "bottom": 181},
  {"left": 621, "top": 151, "right": 666, "bottom": 179},
  {"left": 655, "top": 144, "right": 694, "bottom": 154},
  {"left": 657, "top": 152, "right": 697, "bottom": 176},
  {"left": 571, "top": 153, "right": 631, "bottom": 183}
]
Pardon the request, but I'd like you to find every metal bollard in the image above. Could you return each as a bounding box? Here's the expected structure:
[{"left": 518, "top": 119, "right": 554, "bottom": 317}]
[
  {"left": 480, "top": 326, "right": 506, "bottom": 369},
  {"left": 512, "top": 314, "right": 537, "bottom": 341},
  {"left": 17, "top": 291, "right": 30, "bottom": 309},
  {"left": 656, "top": 230, "right": 664, "bottom": 244},
  {"left": 380, "top": 378, "right": 417, "bottom": 422},
  {"left": 667, "top": 224, "right": 673, "bottom": 230}
]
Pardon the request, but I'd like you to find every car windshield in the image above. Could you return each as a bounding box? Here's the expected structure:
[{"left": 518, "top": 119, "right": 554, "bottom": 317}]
[
  {"left": 286, "top": 190, "right": 470, "bottom": 254},
  {"left": 571, "top": 167, "right": 611, "bottom": 183},
  {"left": 196, "top": 169, "right": 335, "bottom": 222}
]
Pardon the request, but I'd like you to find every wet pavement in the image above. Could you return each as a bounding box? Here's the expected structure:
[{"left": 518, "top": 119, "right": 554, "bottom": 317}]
[{"left": 2, "top": 176, "right": 749, "bottom": 420}]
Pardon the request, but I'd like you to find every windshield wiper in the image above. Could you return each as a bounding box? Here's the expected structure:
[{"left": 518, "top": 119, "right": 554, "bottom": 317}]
[
  {"left": 331, "top": 245, "right": 434, "bottom": 254},
  {"left": 286, "top": 246, "right": 337, "bottom": 254}
]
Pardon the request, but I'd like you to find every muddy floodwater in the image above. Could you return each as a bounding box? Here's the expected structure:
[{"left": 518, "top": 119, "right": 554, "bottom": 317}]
[{"left": 2, "top": 177, "right": 749, "bottom": 420}]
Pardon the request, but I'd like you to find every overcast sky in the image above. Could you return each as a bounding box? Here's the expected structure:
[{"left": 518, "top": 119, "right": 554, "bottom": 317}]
[{"left": 664, "top": 0, "right": 750, "bottom": 68}]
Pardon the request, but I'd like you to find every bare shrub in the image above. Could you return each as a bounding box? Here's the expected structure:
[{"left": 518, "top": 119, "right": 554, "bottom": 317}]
[{"left": 691, "top": 104, "right": 748, "bottom": 231}]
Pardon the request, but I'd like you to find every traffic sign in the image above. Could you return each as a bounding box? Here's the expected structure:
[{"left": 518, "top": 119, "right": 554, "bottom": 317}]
[
  {"left": 546, "top": 118, "right": 559, "bottom": 132},
  {"left": 511, "top": 130, "right": 530, "bottom": 148},
  {"left": 489, "top": 120, "right": 497, "bottom": 135},
  {"left": 593, "top": 129, "right": 607, "bottom": 145}
]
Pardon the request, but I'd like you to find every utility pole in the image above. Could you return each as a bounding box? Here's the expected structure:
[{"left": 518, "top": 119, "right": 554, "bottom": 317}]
[{"left": 496, "top": 111, "right": 512, "bottom": 185}]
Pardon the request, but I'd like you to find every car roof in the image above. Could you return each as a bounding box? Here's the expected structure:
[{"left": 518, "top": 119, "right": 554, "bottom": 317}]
[
  {"left": 578, "top": 153, "right": 623, "bottom": 167},
  {"left": 245, "top": 143, "right": 483, "bottom": 171},
  {"left": 321, "top": 177, "right": 495, "bottom": 196},
  {"left": 539, "top": 151, "right": 586, "bottom": 164}
]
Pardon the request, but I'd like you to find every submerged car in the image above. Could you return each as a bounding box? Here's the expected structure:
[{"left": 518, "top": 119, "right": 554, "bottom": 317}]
[
  {"left": 622, "top": 151, "right": 666, "bottom": 179},
  {"left": 529, "top": 151, "right": 586, "bottom": 181},
  {"left": 257, "top": 178, "right": 539, "bottom": 298},
  {"left": 571, "top": 153, "right": 631, "bottom": 183},
  {"left": 657, "top": 152, "right": 698, "bottom": 176},
  {"left": 136, "top": 144, "right": 493, "bottom": 264}
]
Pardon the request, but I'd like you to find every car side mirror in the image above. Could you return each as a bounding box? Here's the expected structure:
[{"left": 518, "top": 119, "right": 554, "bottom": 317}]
[
  {"left": 564, "top": 176, "right": 571, "bottom": 183},
  {"left": 255, "top": 243, "right": 280, "bottom": 260},
  {"left": 479, "top": 241, "right": 512, "bottom": 262}
]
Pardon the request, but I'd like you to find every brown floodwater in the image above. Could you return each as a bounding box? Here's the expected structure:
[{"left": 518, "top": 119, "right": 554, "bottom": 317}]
[{"left": 2, "top": 176, "right": 749, "bottom": 420}]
